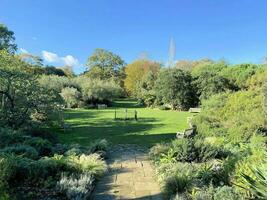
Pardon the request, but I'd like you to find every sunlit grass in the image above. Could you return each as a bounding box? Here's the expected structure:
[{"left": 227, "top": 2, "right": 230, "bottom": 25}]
[{"left": 55, "top": 100, "right": 193, "bottom": 147}]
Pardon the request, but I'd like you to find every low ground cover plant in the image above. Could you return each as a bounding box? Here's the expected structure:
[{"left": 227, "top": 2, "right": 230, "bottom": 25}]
[{"left": 0, "top": 127, "right": 108, "bottom": 200}]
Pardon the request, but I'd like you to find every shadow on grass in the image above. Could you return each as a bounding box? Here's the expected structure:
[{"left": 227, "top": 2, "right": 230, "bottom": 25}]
[{"left": 57, "top": 113, "right": 176, "bottom": 146}]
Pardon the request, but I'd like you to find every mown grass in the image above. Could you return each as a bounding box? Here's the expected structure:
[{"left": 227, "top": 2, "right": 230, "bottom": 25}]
[{"left": 55, "top": 100, "right": 193, "bottom": 147}]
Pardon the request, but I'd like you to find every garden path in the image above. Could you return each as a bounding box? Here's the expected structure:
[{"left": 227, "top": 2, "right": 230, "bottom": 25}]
[{"left": 91, "top": 145, "right": 163, "bottom": 200}]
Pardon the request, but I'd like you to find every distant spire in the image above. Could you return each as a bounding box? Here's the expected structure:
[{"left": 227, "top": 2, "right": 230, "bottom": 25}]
[{"left": 168, "top": 37, "right": 176, "bottom": 68}]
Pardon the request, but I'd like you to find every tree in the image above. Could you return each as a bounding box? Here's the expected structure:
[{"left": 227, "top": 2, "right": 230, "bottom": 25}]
[
  {"left": 85, "top": 49, "right": 125, "bottom": 84},
  {"left": 136, "top": 71, "right": 158, "bottom": 106},
  {"left": 192, "top": 62, "right": 233, "bottom": 100},
  {"left": 60, "top": 66, "right": 75, "bottom": 77},
  {"left": 60, "top": 87, "right": 81, "bottom": 108},
  {"left": 0, "top": 50, "right": 60, "bottom": 128},
  {"left": 75, "top": 76, "right": 123, "bottom": 105},
  {"left": 19, "top": 53, "right": 43, "bottom": 66},
  {"left": 220, "top": 64, "right": 260, "bottom": 89},
  {"left": 0, "top": 24, "right": 17, "bottom": 53},
  {"left": 155, "top": 68, "right": 198, "bottom": 110},
  {"left": 175, "top": 58, "right": 213, "bottom": 71},
  {"left": 263, "top": 82, "right": 267, "bottom": 116},
  {"left": 124, "top": 60, "right": 161, "bottom": 96},
  {"left": 193, "top": 90, "right": 265, "bottom": 142}
]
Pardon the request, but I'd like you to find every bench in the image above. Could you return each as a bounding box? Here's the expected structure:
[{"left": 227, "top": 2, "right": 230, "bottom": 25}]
[{"left": 189, "top": 108, "right": 201, "bottom": 113}]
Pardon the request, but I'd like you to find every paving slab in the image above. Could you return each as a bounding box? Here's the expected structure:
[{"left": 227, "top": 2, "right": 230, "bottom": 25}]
[{"left": 91, "top": 145, "right": 163, "bottom": 200}]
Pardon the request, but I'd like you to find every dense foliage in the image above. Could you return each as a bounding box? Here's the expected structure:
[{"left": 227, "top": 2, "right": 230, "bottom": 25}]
[
  {"left": 150, "top": 62, "right": 267, "bottom": 199},
  {"left": 155, "top": 69, "right": 198, "bottom": 110},
  {"left": 0, "top": 127, "right": 108, "bottom": 199},
  {"left": 0, "top": 50, "right": 60, "bottom": 128}
]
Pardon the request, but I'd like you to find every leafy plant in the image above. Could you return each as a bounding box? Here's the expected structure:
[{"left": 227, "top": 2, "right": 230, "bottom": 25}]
[
  {"left": 24, "top": 137, "right": 52, "bottom": 156},
  {"left": 214, "top": 186, "right": 243, "bottom": 200},
  {"left": 241, "top": 165, "right": 267, "bottom": 199},
  {"left": 67, "top": 153, "right": 107, "bottom": 177},
  {"left": 58, "top": 172, "right": 94, "bottom": 200},
  {"left": 0, "top": 145, "right": 38, "bottom": 159}
]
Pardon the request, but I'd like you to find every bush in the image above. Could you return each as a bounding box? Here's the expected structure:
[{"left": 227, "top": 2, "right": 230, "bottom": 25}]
[
  {"left": 24, "top": 137, "right": 52, "bottom": 156},
  {"left": 58, "top": 172, "right": 94, "bottom": 200},
  {"left": 240, "top": 165, "right": 267, "bottom": 199},
  {"left": 89, "top": 139, "right": 108, "bottom": 156},
  {"left": 163, "top": 166, "right": 194, "bottom": 197},
  {"left": 60, "top": 87, "right": 82, "bottom": 108},
  {"left": 0, "top": 128, "right": 25, "bottom": 148},
  {"left": 191, "top": 186, "right": 214, "bottom": 200},
  {"left": 149, "top": 143, "right": 170, "bottom": 162},
  {"left": 26, "top": 129, "right": 58, "bottom": 143},
  {"left": 193, "top": 90, "right": 265, "bottom": 142},
  {"left": 171, "top": 139, "right": 197, "bottom": 162},
  {"left": 29, "top": 156, "right": 72, "bottom": 182},
  {"left": 214, "top": 186, "right": 243, "bottom": 200},
  {"left": 194, "top": 139, "right": 230, "bottom": 162},
  {"left": 0, "top": 154, "right": 33, "bottom": 184},
  {"left": 67, "top": 154, "right": 107, "bottom": 177},
  {"left": 0, "top": 145, "right": 38, "bottom": 159},
  {"left": 64, "top": 144, "right": 89, "bottom": 156},
  {"left": 158, "top": 105, "right": 171, "bottom": 110}
]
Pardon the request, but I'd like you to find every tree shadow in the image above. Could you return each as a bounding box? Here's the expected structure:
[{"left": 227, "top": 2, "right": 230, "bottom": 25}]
[{"left": 57, "top": 116, "right": 174, "bottom": 146}]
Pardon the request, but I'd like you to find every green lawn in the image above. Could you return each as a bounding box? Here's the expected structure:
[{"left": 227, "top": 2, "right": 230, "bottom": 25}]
[{"left": 55, "top": 100, "right": 193, "bottom": 147}]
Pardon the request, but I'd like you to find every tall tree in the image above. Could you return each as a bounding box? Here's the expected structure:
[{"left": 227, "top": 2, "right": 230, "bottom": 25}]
[
  {"left": 155, "top": 68, "right": 197, "bottom": 110},
  {"left": 192, "top": 62, "right": 233, "bottom": 100},
  {"left": 0, "top": 24, "right": 17, "bottom": 53},
  {"left": 124, "top": 60, "right": 161, "bottom": 96},
  {"left": 0, "top": 50, "right": 60, "bottom": 128},
  {"left": 85, "top": 49, "right": 125, "bottom": 84}
]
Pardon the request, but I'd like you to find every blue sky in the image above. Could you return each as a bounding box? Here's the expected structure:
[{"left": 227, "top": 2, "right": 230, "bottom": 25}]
[{"left": 1, "top": 0, "right": 267, "bottom": 73}]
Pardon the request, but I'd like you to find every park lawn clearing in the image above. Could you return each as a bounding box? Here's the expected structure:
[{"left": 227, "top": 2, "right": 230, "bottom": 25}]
[{"left": 56, "top": 100, "right": 193, "bottom": 147}]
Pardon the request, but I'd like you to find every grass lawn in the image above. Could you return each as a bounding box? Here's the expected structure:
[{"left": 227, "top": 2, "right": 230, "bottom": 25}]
[{"left": 55, "top": 100, "right": 193, "bottom": 147}]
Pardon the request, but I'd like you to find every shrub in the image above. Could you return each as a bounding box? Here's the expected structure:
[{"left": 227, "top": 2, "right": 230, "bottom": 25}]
[
  {"left": 171, "top": 139, "right": 197, "bottom": 162},
  {"left": 29, "top": 158, "right": 67, "bottom": 183},
  {"left": 197, "top": 164, "right": 214, "bottom": 186},
  {"left": 0, "top": 128, "right": 25, "bottom": 148},
  {"left": 0, "top": 154, "right": 15, "bottom": 196},
  {"left": 149, "top": 143, "right": 170, "bottom": 162},
  {"left": 64, "top": 144, "right": 89, "bottom": 156},
  {"left": 58, "top": 172, "right": 94, "bottom": 200},
  {"left": 0, "top": 145, "right": 38, "bottom": 159},
  {"left": 60, "top": 87, "right": 82, "bottom": 108},
  {"left": 193, "top": 90, "right": 265, "bottom": 142},
  {"left": 67, "top": 154, "right": 107, "bottom": 177},
  {"left": 158, "top": 105, "right": 171, "bottom": 110},
  {"left": 194, "top": 139, "right": 230, "bottom": 162},
  {"left": 0, "top": 154, "right": 33, "bottom": 184},
  {"left": 24, "top": 137, "right": 52, "bottom": 156},
  {"left": 240, "top": 165, "right": 267, "bottom": 199},
  {"left": 89, "top": 139, "right": 108, "bottom": 156},
  {"left": 26, "top": 129, "right": 58, "bottom": 143},
  {"left": 191, "top": 186, "right": 214, "bottom": 200},
  {"left": 214, "top": 186, "right": 243, "bottom": 200},
  {"left": 164, "top": 168, "right": 194, "bottom": 197}
]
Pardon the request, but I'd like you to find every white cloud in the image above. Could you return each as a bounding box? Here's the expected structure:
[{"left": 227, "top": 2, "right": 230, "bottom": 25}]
[
  {"left": 42, "top": 50, "right": 60, "bottom": 62},
  {"left": 62, "top": 55, "right": 79, "bottom": 66},
  {"left": 42, "top": 50, "right": 79, "bottom": 67},
  {"left": 20, "top": 48, "right": 28, "bottom": 54}
]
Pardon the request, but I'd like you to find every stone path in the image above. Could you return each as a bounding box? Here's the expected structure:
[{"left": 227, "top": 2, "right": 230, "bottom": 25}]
[{"left": 91, "top": 145, "right": 163, "bottom": 200}]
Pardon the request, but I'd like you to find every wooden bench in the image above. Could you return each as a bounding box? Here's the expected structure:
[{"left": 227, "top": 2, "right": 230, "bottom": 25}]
[
  {"left": 97, "top": 104, "right": 107, "bottom": 109},
  {"left": 176, "top": 127, "right": 196, "bottom": 139},
  {"left": 189, "top": 108, "right": 201, "bottom": 113}
]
